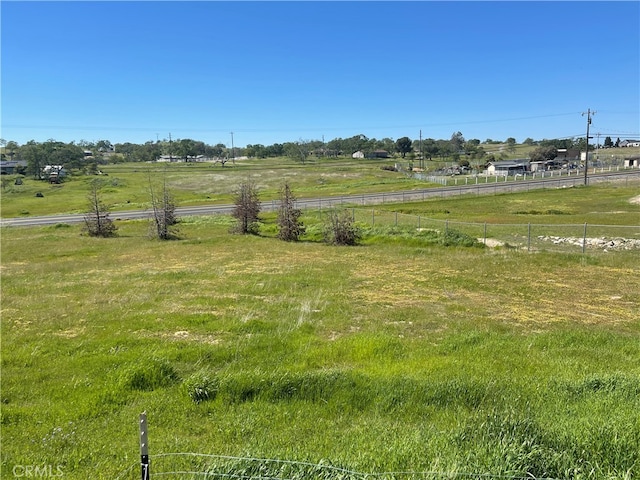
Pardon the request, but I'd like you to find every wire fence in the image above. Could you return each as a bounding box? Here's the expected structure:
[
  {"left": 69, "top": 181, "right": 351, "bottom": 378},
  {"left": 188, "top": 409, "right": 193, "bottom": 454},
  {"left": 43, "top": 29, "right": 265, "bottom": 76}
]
[
  {"left": 417, "top": 165, "right": 640, "bottom": 187},
  {"left": 281, "top": 172, "right": 640, "bottom": 255},
  {"left": 315, "top": 208, "right": 640, "bottom": 254},
  {"left": 115, "top": 452, "right": 562, "bottom": 480},
  {"left": 282, "top": 171, "right": 640, "bottom": 212}
]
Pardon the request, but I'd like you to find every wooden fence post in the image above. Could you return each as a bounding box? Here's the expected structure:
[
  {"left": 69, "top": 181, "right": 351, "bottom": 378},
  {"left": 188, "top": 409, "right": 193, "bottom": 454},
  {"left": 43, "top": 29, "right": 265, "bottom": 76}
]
[{"left": 140, "top": 412, "right": 150, "bottom": 480}]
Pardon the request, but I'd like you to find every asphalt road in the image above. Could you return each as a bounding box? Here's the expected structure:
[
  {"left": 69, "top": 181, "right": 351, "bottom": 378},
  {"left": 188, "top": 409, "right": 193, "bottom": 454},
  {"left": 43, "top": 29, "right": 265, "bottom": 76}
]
[{"left": 2, "top": 170, "right": 638, "bottom": 228}]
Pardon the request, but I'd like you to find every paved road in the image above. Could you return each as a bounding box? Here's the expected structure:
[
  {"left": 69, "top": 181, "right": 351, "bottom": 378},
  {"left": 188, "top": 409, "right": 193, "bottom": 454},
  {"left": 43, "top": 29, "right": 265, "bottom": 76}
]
[{"left": 2, "top": 170, "right": 638, "bottom": 228}]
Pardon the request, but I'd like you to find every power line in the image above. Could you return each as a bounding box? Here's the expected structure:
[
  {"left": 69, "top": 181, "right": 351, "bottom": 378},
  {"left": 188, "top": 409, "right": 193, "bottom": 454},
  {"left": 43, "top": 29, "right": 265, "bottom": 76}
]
[{"left": 1, "top": 112, "right": 585, "bottom": 135}]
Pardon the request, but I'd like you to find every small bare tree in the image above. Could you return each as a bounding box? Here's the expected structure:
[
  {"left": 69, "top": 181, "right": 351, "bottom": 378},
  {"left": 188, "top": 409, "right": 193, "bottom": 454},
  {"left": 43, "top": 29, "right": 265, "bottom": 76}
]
[
  {"left": 83, "top": 180, "right": 117, "bottom": 237},
  {"left": 148, "top": 172, "right": 178, "bottom": 240},
  {"left": 277, "top": 182, "right": 305, "bottom": 242},
  {"left": 231, "top": 181, "right": 261, "bottom": 235},
  {"left": 323, "top": 209, "right": 360, "bottom": 246}
]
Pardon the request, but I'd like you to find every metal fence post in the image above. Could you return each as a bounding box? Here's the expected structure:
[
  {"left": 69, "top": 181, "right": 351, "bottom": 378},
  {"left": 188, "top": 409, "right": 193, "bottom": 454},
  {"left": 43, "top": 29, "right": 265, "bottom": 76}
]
[
  {"left": 528, "top": 223, "right": 531, "bottom": 252},
  {"left": 484, "top": 222, "right": 487, "bottom": 245},
  {"left": 140, "top": 412, "right": 150, "bottom": 480},
  {"left": 583, "top": 223, "right": 588, "bottom": 254}
]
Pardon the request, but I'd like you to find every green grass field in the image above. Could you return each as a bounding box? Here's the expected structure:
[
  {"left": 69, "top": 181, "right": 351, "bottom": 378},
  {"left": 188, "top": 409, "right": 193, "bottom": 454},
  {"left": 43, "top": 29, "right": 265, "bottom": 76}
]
[
  {"left": 2, "top": 146, "right": 638, "bottom": 218},
  {"left": 2, "top": 181, "right": 639, "bottom": 479},
  {"left": 0, "top": 157, "right": 432, "bottom": 218}
]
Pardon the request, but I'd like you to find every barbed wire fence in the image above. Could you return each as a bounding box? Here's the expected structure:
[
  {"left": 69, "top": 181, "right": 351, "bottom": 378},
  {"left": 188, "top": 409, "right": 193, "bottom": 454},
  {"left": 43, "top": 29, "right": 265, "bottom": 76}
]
[{"left": 116, "top": 451, "right": 562, "bottom": 480}]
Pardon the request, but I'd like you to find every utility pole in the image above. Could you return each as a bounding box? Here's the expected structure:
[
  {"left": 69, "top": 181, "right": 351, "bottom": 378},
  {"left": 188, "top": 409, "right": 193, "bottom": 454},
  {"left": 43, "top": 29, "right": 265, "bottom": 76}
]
[
  {"left": 582, "top": 109, "right": 595, "bottom": 186},
  {"left": 230, "top": 131, "right": 235, "bottom": 164},
  {"left": 169, "top": 133, "right": 173, "bottom": 162},
  {"left": 419, "top": 130, "right": 423, "bottom": 169}
]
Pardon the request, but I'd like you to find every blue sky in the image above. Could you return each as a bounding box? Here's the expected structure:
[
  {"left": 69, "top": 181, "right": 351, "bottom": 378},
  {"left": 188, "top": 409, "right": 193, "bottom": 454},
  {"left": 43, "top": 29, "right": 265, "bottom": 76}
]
[{"left": 2, "top": 1, "right": 639, "bottom": 148}]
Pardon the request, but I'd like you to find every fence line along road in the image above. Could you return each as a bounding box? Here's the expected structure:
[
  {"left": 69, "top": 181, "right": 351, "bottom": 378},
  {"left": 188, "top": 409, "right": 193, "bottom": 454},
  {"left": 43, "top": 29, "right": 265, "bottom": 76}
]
[{"left": 1, "top": 170, "right": 638, "bottom": 228}]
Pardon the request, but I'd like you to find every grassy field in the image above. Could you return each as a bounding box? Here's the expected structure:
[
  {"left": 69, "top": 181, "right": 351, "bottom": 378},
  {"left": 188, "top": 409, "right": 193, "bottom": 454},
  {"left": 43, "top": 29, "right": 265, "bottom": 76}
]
[
  {"left": 2, "top": 146, "right": 639, "bottom": 218},
  {"left": 0, "top": 157, "right": 431, "bottom": 218},
  {"left": 2, "top": 183, "right": 639, "bottom": 479}
]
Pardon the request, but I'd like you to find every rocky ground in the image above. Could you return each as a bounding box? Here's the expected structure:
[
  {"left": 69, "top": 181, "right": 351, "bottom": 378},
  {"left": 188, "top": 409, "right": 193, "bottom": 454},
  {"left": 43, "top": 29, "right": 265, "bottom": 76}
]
[{"left": 537, "top": 236, "right": 640, "bottom": 251}]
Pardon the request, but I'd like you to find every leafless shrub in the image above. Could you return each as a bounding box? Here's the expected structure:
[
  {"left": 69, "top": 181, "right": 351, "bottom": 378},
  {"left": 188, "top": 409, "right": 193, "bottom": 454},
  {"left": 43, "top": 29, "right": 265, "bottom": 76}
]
[
  {"left": 323, "top": 209, "right": 360, "bottom": 246},
  {"left": 231, "top": 181, "right": 261, "bottom": 235},
  {"left": 277, "top": 182, "right": 305, "bottom": 242},
  {"left": 83, "top": 180, "right": 117, "bottom": 237},
  {"left": 149, "top": 173, "right": 179, "bottom": 240}
]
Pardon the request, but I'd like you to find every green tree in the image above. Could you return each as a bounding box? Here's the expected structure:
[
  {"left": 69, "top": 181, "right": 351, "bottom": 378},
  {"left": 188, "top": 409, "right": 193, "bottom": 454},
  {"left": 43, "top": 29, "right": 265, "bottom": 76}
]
[
  {"left": 284, "top": 140, "right": 312, "bottom": 164},
  {"left": 95, "top": 140, "right": 114, "bottom": 152},
  {"left": 4, "top": 140, "right": 19, "bottom": 161},
  {"left": 115, "top": 142, "right": 137, "bottom": 161},
  {"left": 395, "top": 137, "right": 413, "bottom": 158},
  {"left": 135, "top": 142, "right": 162, "bottom": 162},
  {"left": 450, "top": 131, "right": 465, "bottom": 154},
  {"left": 529, "top": 146, "right": 557, "bottom": 162},
  {"left": 422, "top": 138, "right": 438, "bottom": 161},
  {"left": 506, "top": 137, "right": 517, "bottom": 153},
  {"left": 21, "top": 141, "right": 47, "bottom": 179},
  {"left": 604, "top": 136, "right": 613, "bottom": 148},
  {"left": 436, "top": 139, "right": 452, "bottom": 160}
]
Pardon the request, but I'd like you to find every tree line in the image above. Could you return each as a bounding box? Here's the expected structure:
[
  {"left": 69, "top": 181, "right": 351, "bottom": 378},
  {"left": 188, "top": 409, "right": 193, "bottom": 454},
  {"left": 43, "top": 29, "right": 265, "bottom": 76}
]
[{"left": 1, "top": 133, "right": 603, "bottom": 179}]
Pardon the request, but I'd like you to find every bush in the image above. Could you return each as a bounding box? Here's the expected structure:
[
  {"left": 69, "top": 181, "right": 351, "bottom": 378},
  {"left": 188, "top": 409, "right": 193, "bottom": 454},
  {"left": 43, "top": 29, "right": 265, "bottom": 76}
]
[
  {"left": 440, "top": 229, "right": 481, "bottom": 247},
  {"left": 323, "top": 209, "right": 361, "bottom": 246}
]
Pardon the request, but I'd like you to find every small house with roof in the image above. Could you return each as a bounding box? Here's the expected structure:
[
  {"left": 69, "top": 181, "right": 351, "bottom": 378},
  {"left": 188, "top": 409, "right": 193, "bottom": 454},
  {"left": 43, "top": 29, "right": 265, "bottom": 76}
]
[
  {"left": 0, "top": 160, "right": 27, "bottom": 175},
  {"left": 486, "top": 159, "right": 529, "bottom": 176}
]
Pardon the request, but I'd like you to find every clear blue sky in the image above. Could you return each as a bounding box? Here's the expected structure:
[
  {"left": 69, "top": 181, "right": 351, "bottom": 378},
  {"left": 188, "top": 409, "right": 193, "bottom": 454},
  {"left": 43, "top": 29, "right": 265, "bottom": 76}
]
[{"left": 2, "top": 1, "right": 639, "bottom": 148}]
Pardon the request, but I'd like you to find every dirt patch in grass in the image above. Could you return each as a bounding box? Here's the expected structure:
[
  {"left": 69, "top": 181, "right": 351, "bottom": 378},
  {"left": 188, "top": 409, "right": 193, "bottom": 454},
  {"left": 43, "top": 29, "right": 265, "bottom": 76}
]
[{"left": 630, "top": 195, "right": 640, "bottom": 205}]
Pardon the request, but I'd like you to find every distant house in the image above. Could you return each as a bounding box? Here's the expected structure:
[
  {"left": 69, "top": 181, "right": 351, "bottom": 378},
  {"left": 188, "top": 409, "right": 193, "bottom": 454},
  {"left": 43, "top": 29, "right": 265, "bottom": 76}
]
[
  {"left": 486, "top": 159, "right": 529, "bottom": 176},
  {"left": 0, "top": 160, "right": 27, "bottom": 175},
  {"left": 624, "top": 156, "right": 640, "bottom": 167},
  {"left": 530, "top": 158, "right": 570, "bottom": 172},
  {"left": 620, "top": 140, "right": 640, "bottom": 148},
  {"left": 556, "top": 149, "right": 580, "bottom": 162},
  {"left": 366, "top": 150, "right": 390, "bottom": 159}
]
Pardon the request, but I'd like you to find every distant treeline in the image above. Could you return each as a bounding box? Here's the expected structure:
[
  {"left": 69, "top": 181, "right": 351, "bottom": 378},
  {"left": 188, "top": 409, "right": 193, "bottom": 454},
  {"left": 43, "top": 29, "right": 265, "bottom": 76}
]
[{"left": 1, "top": 132, "right": 606, "bottom": 177}]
